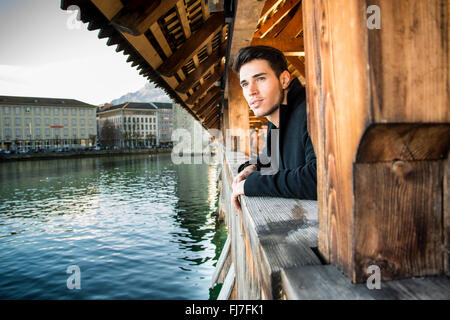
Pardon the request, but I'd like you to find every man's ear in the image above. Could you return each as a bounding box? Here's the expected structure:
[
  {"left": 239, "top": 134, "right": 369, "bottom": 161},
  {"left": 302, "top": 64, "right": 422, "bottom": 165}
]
[{"left": 280, "top": 70, "right": 291, "bottom": 89}]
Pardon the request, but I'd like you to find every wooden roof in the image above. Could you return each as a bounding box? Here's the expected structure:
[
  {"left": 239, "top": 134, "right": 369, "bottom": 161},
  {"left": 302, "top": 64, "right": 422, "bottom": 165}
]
[{"left": 60, "top": 0, "right": 305, "bottom": 131}]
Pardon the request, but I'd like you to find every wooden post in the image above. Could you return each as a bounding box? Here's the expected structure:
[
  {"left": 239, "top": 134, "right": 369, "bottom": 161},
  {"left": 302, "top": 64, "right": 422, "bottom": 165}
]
[
  {"left": 227, "top": 67, "right": 250, "bottom": 155},
  {"left": 303, "top": 0, "right": 450, "bottom": 282}
]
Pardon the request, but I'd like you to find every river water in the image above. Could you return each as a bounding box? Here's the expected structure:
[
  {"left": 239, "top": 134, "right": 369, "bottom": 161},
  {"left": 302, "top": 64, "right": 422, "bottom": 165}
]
[{"left": 0, "top": 153, "right": 226, "bottom": 299}]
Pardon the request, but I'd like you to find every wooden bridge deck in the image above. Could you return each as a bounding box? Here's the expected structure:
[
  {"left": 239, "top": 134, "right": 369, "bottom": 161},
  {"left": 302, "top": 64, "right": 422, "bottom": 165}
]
[{"left": 215, "top": 149, "right": 450, "bottom": 300}]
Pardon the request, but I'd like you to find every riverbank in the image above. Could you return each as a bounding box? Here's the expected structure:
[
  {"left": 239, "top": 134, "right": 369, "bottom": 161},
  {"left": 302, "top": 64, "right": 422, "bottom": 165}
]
[{"left": 0, "top": 147, "right": 173, "bottom": 162}]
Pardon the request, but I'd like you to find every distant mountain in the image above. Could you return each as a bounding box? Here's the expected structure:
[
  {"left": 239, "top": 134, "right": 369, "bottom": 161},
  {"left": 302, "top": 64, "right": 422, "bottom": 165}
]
[{"left": 110, "top": 82, "right": 172, "bottom": 105}]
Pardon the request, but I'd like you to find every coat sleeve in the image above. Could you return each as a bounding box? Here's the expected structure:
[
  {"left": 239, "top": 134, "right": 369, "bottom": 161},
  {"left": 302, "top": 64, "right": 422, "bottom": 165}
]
[{"left": 243, "top": 124, "right": 317, "bottom": 200}]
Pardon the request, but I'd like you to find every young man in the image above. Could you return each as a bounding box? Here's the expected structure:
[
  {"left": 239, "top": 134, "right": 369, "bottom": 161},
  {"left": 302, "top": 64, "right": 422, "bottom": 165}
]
[{"left": 231, "top": 46, "right": 317, "bottom": 210}]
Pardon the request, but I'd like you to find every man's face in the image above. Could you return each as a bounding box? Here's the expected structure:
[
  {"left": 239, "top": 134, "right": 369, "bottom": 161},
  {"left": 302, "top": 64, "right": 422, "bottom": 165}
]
[{"left": 239, "top": 59, "right": 284, "bottom": 118}]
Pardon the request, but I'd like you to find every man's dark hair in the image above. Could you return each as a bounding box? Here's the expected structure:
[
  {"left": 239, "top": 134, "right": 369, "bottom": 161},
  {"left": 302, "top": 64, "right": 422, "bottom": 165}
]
[{"left": 232, "top": 46, "right": 288, "bottom": 76}]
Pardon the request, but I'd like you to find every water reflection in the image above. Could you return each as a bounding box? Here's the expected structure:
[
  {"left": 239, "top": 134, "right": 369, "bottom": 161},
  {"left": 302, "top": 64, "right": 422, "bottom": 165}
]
[{"left": 0, "top": 154, "right": 226, "bottom": 299}]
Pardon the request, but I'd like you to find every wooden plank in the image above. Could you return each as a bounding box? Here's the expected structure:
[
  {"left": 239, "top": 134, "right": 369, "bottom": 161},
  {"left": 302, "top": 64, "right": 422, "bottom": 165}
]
[
  {"left": 211, "top": 236, "right": 231, "bottom": 287},
  {"left": 193, "top": 86, "right": 221, "bottom": 113},
  {"left": 368, "top": 0, "right": 450, "bottom": 123},
  {"left": 111, "top": 0, "right": 179, "bottom": 36},
  {"left": 185, "top": 64, "right": 224, "bottom": 105},
  {"left": 217, "top": 262, "right": 235, "bottom": 300},
  {"left": 281, "top": 265, "right": 450, "bottom": 300},
  {"left": 259, "top": 0, "right": 283, "bottom": 22},
  {"left": 354, "top": 161, "right": 444, "bottom": 282},
  {"left": 254, "top": 0, "right": 301, "bottom": 38},
  {"left": 250, "top": 37, "right": 304, "bottom": 55},
  {"left": 176, "top": 0, "right": 191, "bottom": 38},
  {"left": 157, "top": 12, "right": 225, "bottom": 76},
  {"left": 445, "top": 156, "right": 450, "bottom": 275},
  {"left": 277, "top": 3, "right": 303, "bottom": 38},
  {"left": 286, "top": 56, "right": 305, "bottom": 78},
  {"left": 175, "top": 42, "right": 226, "bottom": 93}
]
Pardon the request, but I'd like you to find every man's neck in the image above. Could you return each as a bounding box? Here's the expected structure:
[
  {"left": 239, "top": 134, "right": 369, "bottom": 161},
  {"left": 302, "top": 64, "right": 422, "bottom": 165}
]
[{"left": 266, "top": 89, "right": 288, "bottom": 127}]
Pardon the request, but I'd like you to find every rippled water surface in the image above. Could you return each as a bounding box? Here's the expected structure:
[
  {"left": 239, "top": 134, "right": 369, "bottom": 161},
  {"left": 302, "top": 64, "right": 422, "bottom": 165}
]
[{"left": 0, "top": 154, "right": 226, "bottom": 299}]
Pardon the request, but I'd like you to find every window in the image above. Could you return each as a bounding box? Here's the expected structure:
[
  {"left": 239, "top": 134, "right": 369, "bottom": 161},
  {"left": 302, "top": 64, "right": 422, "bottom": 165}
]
[
  {"left": 54, "top": 118, "right": 59, "bottom": 125},
  {"left": 63, "top": 108, "right": 68, "bottom": 115},
  {"left": 26, "top": 128, "right": 31, "bottom": 136},
  {"left": 4, "top": 106, "right": 9, "bottom": 114},
  {"left": 81, "top": 128, "right": 85, "bottom": 136},
  {"left": 35, "top": 107, "right": 41, "bottom": 115},
  {"left": 16, "top": 128, "right": 21, "bottom": 137},
  {"left": 72, "top": 128, "right": 77, "bottom": 136},
  {"left": 4, "top": 118, "right": 10, "bottom": 126},
  {"left": 36, "top": 128, "right": 41, "bottom": 136},
  {"left": 15, "top": 107, "right": 20, "bottom": 115},
  {"left": 25, "top": 107, "right": 31, "bottom": 113},
  {"left": 45, "top": 108, "right": 50, "bottom": 115},
  {"left": 88, "top": 109, "right": 93, "bottom": 116},
  {"left": 55, "top": 128, "right": 60, "bottom": 136},
  {"left": 15, "top": 118, "right": 21, "bottom": 126},
  {"left": 45, "top": 128, "right": 50, "bottom": 136},
  {"left": 72, "top": 119, "right": 76, "bottom": 126},
  {"left": 63, "top": 119, "right": 68, "bottom": 125},
  {"left": 72, "top": 108, "right": 76, "bottom": 116},
  {"left": 5, "top": 128, "right": 10, "bottom": 137},
  {"left": 80, "top": 119, "right": 85, "bottom": 126},
  {"left": 64, "top": 128, "right": 68, "bottom": 136},
  {"left": 80, "top": 109, "right": 85, "bottom": 116},
  {"left": 89, "top": 128, "right": 94, "bottom": 135},
  {"left": 36, "top": 118, "right": 41, "bottom": 126},
  {"left": 54, "top": 108, "right": 59, "bottom": 115},
  {"left": 88, "top": 119, "right": 93, "bottom": 126},
  {"left": 25, "top": 118, "right": 31, "bottom": 126},
  {"left": 45, "top": 118, "right": 50, "bottom": 125}
]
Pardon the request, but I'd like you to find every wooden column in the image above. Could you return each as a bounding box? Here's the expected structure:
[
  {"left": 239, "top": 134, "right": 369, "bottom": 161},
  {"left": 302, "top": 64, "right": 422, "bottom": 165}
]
[
  {"left": 227, "top": 67, "right": 250, "bottom": 155},
  {"left": 303, "top": 0, "right": 450, "bottom": 282}
]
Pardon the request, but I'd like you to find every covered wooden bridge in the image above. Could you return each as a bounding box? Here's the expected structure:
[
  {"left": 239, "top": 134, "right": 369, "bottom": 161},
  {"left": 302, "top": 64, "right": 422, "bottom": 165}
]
[{"left": 61, "top": 0, "right": 450, "bottom": 299}]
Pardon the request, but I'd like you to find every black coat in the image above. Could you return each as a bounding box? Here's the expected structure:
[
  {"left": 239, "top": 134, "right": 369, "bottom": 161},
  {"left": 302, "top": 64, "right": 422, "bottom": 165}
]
[{"left": 238, "top": 78, "right": 317, "bottom": 200}]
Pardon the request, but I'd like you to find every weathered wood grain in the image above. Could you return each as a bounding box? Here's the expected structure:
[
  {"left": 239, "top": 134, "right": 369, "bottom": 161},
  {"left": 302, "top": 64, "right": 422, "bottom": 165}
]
[
  {"left": 217, "top": 262, "right": 235, "bottom": 300},
  {"left": 111, "top": 0, "right": 162, "bottom": 36},
  {"left": 303, "top": 0, "right": 450, "bottom": 282},
  {"left": 281, "top": 265, "right": 450, "bottom": 300}
]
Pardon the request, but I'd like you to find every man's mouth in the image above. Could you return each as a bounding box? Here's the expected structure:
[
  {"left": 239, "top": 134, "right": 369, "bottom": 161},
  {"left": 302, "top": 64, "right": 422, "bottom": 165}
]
[{"left": 250, "top": 99, "right": 263, "bottom": 108}]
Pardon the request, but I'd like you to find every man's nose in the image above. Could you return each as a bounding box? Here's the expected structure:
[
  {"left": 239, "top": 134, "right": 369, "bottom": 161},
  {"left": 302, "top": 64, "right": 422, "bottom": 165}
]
[{"left": 248, "top": 81, "right": 258, "bottom": 95}]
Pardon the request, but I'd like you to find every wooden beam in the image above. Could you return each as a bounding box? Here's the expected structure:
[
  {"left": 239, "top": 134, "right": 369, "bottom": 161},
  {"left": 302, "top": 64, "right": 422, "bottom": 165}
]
[
  {"left": 175, "top": 42, "right": 226, "bottom": 93},
  {"left": 111, "top": 0, "right": 180, "bottom": 36},
  {"left": 196, "top": 92, "right": 222, "bottom": 116},
  {"left": 204, "top": 113, "right": 219, "bottom": 128},
  {"left": 176, "top": 0, "right": 191, "bottom": 38},
  {"left": 259, "top": 0, "right": 283, "bottom": 21},
  {"left": 201, "top": 100, "right": 221, "bottom": 120},
  {"left": 254, "top": 0, "right": 301, "bottom": 38},
  {"left": 286, "top": 56, "right": 305, "bottom": 78},
  {"left": 185, "top": 64, "right": 225, "bottom": 105},
  {"left": 193, "top": 86, "right": 222, "bottom": 113},
  {"left": 157, "top": 12, "right": 225, "bottom": 76},
  {"left": 277, "top": 3, "right": 303, "bottom": 38},
  {"left": 303, "top": 0, "right": 450, "bottom": 283},
  {"left": 251, "top": 37, "right": 304, "bottom": 55}
]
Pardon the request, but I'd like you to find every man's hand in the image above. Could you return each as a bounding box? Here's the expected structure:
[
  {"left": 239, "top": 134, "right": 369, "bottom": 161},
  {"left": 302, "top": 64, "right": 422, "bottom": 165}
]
[
  {"left": 233, "top": 164, "right": 257, "bottom": 187},
  {"left": 231, "top": 164, "right": 257, "bottom": 211},
  {"left": 232, "top": 180, "right": 245, "bottom": 211}
]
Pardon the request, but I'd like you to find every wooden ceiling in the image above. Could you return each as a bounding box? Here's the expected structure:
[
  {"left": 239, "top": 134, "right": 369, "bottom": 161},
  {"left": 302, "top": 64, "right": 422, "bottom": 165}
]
[{"left": 60, "top": 0, "right": 305, "bottom": 131}]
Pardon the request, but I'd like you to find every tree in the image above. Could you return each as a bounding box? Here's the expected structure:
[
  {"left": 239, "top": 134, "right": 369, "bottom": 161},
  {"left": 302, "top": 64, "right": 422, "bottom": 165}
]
[{"left": 99, "top": 119, "right": 120, "bottom": 148}]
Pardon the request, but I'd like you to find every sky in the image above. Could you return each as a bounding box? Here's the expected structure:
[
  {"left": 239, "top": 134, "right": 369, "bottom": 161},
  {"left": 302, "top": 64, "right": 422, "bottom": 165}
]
[{"left": 0, "top": 0, "right": 151, "bottom": 105}]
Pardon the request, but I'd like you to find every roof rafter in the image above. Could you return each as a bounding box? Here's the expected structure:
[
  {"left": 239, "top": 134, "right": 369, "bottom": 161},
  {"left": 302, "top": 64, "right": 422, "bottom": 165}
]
[
  {"left": 111, "top": 0, "right": 179, "bottom": 36},
  {"left": 157, "top": 12, "right": 225, "bottom": 77},
  {"left": 185, "top": 64, "right": 225, "bottom": 105},
  {"left": 254, "top": 0, "right": 301, "bottom": 38}
]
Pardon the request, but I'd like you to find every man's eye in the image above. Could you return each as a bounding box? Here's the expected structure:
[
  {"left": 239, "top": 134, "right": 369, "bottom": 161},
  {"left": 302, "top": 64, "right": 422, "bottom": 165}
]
[
  {"left": 241, "top": 83, "right": 248, "bottom": 88},
  {"left": 257, "top": 77, "right": 265, "bottom": 81}
]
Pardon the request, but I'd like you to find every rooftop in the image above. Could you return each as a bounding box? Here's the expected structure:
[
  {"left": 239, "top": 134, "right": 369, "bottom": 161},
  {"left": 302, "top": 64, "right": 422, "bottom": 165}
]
[{"left": 0, "top": 95, "right": 96, "bottom": 108}]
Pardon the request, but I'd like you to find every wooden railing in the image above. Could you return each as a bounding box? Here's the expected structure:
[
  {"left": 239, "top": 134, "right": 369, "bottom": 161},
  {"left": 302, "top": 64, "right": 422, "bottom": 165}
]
[{"left": 214, "top": 147, "right": 450, "bottom": 300}]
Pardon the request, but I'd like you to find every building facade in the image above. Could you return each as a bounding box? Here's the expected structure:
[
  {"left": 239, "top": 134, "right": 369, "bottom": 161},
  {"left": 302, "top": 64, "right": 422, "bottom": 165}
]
[
  {"left": 0, "top": 95, "right": 97, "bottom": 151},
  {"left": 153, "top": 102, "right": 173, "bottom": 146},
  {"left": 97, "top": 102, "right": 159, "bottom": 148}
]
